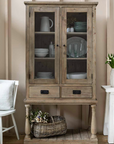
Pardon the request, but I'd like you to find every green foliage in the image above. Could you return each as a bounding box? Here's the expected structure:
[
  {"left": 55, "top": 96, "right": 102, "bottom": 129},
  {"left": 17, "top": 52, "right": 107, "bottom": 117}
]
[
  {"left": 29, "top": 109, "right": 39, "bottom": 123},
  {"left": 105, "top": 54, "right": 114, "bottom": 68},
  {"left": 29, "top": 109, "right": 49, "bottom": 123}
]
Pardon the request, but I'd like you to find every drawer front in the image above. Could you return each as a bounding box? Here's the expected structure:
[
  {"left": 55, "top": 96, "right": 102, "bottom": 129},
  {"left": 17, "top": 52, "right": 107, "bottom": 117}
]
[
  {"left": 61, "top": 87, "right": 92, "bottom": 98},
  {"left": 29, "top": 87, "right": 59, "bottom": 98}
]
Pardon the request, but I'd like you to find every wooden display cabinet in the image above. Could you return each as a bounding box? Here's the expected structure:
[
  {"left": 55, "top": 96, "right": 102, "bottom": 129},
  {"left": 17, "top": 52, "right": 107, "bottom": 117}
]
[{"left": 24, "top": 1, "right": 98, "bottom": 144}]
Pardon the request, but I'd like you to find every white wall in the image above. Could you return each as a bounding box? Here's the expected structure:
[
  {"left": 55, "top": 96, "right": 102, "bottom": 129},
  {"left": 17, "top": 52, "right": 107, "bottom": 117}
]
[
  {"left": 107, "top": 0, "right": 114, "bottom": 84},
  {"left": 0, "top": 0, "right": 6, "bottom": 79}
]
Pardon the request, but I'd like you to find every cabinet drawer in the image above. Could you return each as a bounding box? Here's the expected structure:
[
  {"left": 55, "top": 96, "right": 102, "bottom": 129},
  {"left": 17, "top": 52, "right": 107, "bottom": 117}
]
[
  {"left": 61, "top": 87, "right": 92, "bottom": 98},
  {"left": 29, "top": 87, "right": 59, "bottom": 98}
]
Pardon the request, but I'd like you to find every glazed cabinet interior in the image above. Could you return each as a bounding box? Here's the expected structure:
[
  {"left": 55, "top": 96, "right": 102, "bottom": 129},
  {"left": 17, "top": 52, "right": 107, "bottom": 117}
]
[{"left": 24, "top": 2, "right": 98, "bottom": 144}]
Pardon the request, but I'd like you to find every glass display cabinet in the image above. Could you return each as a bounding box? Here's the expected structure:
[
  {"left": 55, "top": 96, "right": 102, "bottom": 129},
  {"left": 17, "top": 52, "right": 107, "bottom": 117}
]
[{"left": 24, "top": 1, "right": 98, "bottom": 144}]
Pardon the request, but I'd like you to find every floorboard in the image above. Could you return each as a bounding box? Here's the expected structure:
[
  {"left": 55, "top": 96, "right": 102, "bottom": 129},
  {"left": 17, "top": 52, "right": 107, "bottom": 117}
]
[{"left": 3, "top": 133, "right": 108, "bottom": 144}]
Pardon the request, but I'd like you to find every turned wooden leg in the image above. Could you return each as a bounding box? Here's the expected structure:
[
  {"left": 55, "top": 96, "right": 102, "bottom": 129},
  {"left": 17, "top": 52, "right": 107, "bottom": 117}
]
[
  {"left": 91, "top": 105, "right": 97, "bottom": 139},
  {"left": 25, "top": 104, "right": 31, "bottom": 140}
]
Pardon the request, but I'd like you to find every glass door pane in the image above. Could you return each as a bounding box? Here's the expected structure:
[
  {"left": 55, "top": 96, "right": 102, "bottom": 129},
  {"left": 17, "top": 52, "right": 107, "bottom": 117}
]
[
  {"left": 30, "top": 7, "right": 59, "bottom": 83},
  {"left": 62, "top": 8, "right": 92, "bottom": 83},
  {"left": 67, "top": 12, "right": 87, "bottom": 80},
  {"left": 35, "top": 12, "right": 55, "bottom": 80}
]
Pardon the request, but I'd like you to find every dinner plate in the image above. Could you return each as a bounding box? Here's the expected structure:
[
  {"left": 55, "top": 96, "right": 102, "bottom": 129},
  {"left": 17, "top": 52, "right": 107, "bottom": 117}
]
[
  {"left": 67, "top": 37, "right": 87, "bottom": 58},
  {"left": 67, "top": 72, "right": 87, "bottom": 79}
]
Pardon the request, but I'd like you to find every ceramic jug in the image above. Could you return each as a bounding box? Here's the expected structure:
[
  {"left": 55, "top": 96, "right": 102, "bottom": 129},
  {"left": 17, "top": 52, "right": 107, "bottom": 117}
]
[{"left": 40, "top": 16, "right": 53, "bottom": 32}]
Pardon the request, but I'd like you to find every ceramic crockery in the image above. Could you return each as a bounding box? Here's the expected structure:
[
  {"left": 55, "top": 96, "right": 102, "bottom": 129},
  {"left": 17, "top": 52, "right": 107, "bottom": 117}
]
[{"left": 40, "top": 16, "right": 53, "bottom": 32}]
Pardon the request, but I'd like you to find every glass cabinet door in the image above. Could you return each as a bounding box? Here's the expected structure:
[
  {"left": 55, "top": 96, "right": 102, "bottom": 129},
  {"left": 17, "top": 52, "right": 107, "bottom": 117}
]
[
  {"left": 29, "top": 7, "right": 59, "bottom": 84},
  {"left": 62, "top": 8, "right": 92, "bottom": 84}
]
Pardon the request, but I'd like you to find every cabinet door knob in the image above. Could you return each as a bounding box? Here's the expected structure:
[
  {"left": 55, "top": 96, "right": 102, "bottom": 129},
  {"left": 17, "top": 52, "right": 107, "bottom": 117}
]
[
  {"left": 56, "top": 44, "right": 59, "bottom": 47},
  {"left": 63, "top": 45, "right": 66, "bottom": 47}
]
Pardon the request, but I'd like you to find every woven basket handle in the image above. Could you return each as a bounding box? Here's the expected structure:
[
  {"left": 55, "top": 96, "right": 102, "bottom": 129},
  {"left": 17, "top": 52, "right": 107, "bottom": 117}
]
[{"left": 51, "top": 116, "right": 55, "bottom": 123}]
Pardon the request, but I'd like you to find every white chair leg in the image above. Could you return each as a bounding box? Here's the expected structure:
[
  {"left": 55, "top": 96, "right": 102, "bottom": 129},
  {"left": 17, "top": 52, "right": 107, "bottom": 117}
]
[
  {"left": 11, "top": 114, "right": 19, "bottom": 140},
  {"left": 0, "top": 117, "right": 3, "bottom": 144}
]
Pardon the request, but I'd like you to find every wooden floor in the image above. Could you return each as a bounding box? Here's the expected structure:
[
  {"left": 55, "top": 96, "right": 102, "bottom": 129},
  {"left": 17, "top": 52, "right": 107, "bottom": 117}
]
[
  {"left": 24, "top": 130, "right": 98, "bottom": 144},
  {"left": 3, "top": 132, "right": 108, "bottom": 144}
]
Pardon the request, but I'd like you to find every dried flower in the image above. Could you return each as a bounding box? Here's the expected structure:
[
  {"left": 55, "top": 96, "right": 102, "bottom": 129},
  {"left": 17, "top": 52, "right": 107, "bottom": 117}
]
[
  {"left": 67, "top": 17, "right": 76, "bottom": 27},
  {"left": 29, "top": 110, "right": 49, "bottom": 123}
]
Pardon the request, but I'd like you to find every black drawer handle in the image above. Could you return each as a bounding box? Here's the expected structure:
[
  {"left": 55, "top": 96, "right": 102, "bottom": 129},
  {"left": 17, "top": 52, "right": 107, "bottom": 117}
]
[
  {"left": 73, "top": 90, "right": 81, "bottom": 94},
  {"left": 41, "top": 90, "right": 49, "bottom": 94}
]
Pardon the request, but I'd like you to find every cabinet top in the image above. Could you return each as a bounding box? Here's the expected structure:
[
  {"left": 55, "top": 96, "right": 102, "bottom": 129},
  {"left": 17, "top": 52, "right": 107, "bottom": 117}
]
[{"left": 24, "top": 1, "right": 98, "bottom": 6}]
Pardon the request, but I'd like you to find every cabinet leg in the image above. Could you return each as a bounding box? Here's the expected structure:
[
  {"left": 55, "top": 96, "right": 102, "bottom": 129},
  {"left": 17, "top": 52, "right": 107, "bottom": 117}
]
[
  {"left": 91, "top": 105, "right": 97, "bottom": 139},
  {"left": 25, "top": 104, "right": 31, "bottom": 140}
]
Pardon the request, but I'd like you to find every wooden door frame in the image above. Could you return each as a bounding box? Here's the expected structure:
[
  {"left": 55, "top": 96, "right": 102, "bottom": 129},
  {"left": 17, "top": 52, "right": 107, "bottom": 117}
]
[
  {"left": 61, "top": 7, "right": 93, "bottom": 84},
  {"left": 29, "top": 6, "right": 60, "bottom": 84}
]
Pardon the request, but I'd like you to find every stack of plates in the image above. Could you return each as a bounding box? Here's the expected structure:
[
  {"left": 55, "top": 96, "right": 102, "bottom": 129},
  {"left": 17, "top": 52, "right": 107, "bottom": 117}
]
[
  {"left": 74, "top": 22, "right": 87, "bottom": 32},
  {"left": 37, "top": 72, "right": 54, "bottom": 79},
  {"left": 67, "top": 37, "right": 87, "bottom": 58},
  {"left": 35, "top": 48, "right": 48, "bottom": 58},
  {"left": 67, "top": 72, "right": 87, "bottom": 79}
]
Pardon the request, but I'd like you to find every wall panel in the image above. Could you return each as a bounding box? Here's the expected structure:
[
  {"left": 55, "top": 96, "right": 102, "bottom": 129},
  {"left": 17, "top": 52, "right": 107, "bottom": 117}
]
[{"left": 0, "top": 0, "right": 6, "bottom": 79}]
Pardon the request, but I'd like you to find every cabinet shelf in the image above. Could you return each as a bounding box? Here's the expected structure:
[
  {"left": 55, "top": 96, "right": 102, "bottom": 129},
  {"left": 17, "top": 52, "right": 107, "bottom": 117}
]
[
  {"left": 67, "top": 58, "right": 87, "bottom": 60},
  {"left": 35, "top": 58, "right": 55, "bottom": 60},
  {"left": 24, "top": 129, "right": 97, "bottom": 144},
  {"left": 35, "top": 32, "right": 55, "bottom": 35},
  {"left": 67, "top": 32, "right": 87, "bottom": 35}
]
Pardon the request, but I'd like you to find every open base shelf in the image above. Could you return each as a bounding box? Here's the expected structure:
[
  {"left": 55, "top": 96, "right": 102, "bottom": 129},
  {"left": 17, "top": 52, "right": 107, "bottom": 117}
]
[{"left": 24, "top": 129, "right": 98, "bottom": 144}]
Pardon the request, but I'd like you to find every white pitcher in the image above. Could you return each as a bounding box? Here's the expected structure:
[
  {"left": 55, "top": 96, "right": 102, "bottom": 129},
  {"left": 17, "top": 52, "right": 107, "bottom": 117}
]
[{"left": 40, "top": 16, "right": 53, "bottom": 32}]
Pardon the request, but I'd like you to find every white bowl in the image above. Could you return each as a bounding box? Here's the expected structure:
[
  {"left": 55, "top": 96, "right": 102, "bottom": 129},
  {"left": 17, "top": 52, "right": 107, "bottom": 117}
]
[
  {"left": 67, "top": 72, "right": 87, "bottom": 79},
  {"left": 37, "top": 72, "right": 53, "bottom": 78},
  {"left": 35, "top": 50, "right": 48, "bottom": 53},
  {"left": 35, "top": 51, "right": 48, "bottom": 54},
  {"left": 35, "top": 51, "right": 48, "bottom": 52},
  {"left": 37, "top": 72, "right": 52, "bottom": 77},
  {"left": 35, "top": 52, "right": 48, "bottom": 54},
  {"left": 35, "top": 52, "right": 48, "bottom": 57},
  {"left": 35, "top": 48, "right": 48, "bottom": 52}
]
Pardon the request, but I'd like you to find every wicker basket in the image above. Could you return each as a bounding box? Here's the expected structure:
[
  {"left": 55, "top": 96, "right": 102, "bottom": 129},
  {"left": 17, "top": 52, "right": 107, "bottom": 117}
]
[{"left": 33, "top": 116, "right": 67, "bottom": 138}]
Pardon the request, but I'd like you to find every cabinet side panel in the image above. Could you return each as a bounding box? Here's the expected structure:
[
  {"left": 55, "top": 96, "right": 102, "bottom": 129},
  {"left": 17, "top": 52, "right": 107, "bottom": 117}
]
[
  {"left": 26, "top": 5, "right": 30, "bottom": 99},
  {"left": 92, "top": 5, "right": 97, "bottom": 100},
  {"left": 29, "top": 7, "right": 35, "bottom": 82},
  {"left": 87, "top": 8, "right": 92, "bottom": 82}
]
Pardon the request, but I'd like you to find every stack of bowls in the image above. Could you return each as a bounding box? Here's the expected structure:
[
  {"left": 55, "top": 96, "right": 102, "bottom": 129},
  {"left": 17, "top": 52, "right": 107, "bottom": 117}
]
[
  {"left": 35, "top": 48, "right": 48, "bottom": 58},
  {"left": 74, "top": 22, "right": 87, "bottom": 32},
  {"left": 37, "top": 72, "right": 53, "bottom": 79}
]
